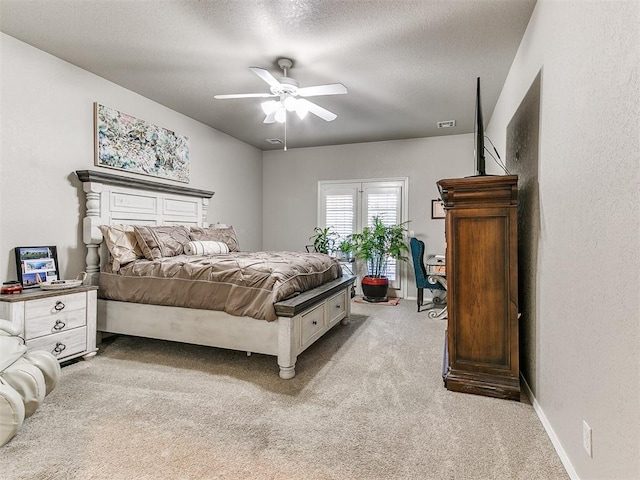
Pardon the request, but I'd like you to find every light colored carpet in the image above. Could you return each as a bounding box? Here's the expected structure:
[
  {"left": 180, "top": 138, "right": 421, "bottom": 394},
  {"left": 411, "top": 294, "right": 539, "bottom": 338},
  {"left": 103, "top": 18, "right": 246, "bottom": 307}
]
[{"left": 0, "top": 300, "right": 568, "bottom": 480}]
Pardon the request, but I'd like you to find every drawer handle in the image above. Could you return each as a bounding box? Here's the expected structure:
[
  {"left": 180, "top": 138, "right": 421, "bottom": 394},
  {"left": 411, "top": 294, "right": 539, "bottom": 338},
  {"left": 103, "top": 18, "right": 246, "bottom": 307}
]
[
  {"left": 52, "top": 342, "right": 67, "bottom": 356},
  {"left": 52, "top": 319, "right": 66, "bottom": 331},
  {"left": 312, "top": 320, "right": 318, "bottom": 325},
  {"left": 336, "top": 304, "right": 341, "bottom": 309},
  {"left": 54, "top": 301, "right": 65, "bottom": 311}
]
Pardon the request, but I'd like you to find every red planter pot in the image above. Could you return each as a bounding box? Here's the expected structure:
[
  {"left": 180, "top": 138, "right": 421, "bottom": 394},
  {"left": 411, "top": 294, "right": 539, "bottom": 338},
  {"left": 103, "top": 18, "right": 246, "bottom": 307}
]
[{"left": 361, "top": 276, "right": 389, "bottom": 302}]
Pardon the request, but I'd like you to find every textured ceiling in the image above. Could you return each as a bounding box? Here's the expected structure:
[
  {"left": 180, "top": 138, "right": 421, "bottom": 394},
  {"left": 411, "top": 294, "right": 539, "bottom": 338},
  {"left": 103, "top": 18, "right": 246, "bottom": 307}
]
[{"left": 0, "top": 0, "right": 536, "bottom": 151}]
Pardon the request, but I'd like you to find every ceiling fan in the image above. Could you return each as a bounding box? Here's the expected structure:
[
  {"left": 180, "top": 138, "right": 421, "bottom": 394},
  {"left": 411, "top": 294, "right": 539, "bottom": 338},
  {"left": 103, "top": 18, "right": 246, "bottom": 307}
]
[{"left": 214, "top": 58, "right": 347, "bottom": 124}]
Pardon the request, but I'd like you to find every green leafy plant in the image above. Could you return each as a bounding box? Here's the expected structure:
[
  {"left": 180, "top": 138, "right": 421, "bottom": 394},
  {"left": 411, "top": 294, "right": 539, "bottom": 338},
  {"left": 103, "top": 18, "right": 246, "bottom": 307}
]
[
  {"left": 309, "top": 226, "right": 338, "bottom": 255},
  {"left": 337, "top": 237, "right": 355, "bottom": 258},
  {"left": 350, "top": 216, "right": 409, "bottom": 278}
]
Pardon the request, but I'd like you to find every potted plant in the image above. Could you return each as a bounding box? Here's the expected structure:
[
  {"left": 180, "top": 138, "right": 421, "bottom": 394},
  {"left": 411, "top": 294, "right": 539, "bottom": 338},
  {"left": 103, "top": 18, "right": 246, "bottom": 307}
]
[
  {"left": 308, "top": 226, "right": 338, "bottom": 255},
  {"left": 337, "top": 237, "right": 355, "bottom": 259},
  {"left": 350, "top": 216, "right": 409, "bottom": 302}
]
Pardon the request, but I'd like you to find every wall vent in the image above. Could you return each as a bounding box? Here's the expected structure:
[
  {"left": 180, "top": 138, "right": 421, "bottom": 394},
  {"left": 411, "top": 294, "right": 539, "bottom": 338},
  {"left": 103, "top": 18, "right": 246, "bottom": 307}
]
[
  {"left": 437, "top": 120, "right": 456, "bottom": 128},
  {"left": 266, "top": 138, "right": 284, "bottom": 145}
]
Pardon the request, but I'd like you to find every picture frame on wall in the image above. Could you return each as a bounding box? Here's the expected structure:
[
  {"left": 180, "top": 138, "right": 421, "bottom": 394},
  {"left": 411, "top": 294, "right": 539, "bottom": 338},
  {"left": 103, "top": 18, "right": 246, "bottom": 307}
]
[
  {"left": 94, "top": 103, "right": 190, "bottom": 183},
  {"left": 431, "top": 199, "right": 446, "bottom": 219},
  {"left": 14, "top": 246, "right": 59, "bottom": 288}
]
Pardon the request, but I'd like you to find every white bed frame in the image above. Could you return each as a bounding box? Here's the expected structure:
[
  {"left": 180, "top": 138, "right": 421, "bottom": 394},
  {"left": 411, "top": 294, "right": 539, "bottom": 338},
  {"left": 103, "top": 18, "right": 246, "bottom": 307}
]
[{"left": 76, "top": 170, "right": 355, "bottom": 379}]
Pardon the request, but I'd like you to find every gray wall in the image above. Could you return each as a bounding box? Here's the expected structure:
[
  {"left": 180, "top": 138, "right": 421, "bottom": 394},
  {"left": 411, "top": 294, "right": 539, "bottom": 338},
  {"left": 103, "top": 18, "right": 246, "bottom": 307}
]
[
  {"left": 0, "top": 33, "right": 263, "bottom": 281},
  {"left": 5, "top": 2, "right": 639, "bottom": 476},
  {"left": 486, "top": 1, "right": 639, "bottom": 478},
  {"left": 262, "top": 135, "right": 474, "bottom": 296}
]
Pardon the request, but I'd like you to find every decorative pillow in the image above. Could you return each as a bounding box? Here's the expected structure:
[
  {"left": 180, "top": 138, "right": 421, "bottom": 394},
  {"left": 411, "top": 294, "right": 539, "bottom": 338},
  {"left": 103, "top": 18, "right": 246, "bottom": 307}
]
[
  {"left": 99, "top": 224, "right": 144, "bottom": 271},
  {"left": 189, "top": 225, "right": 240, "bottom": 252},
  {"left": 133, "top": 225, "right": 191, "bottom": 260},
  {"left": 184, "top": 241, "right": 230, "bottom": 256}
]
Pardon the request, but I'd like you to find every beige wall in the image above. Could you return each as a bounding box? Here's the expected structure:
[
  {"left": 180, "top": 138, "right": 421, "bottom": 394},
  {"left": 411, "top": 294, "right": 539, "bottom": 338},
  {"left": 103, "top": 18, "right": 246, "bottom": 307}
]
[
  {"left": 0, "top": 33, "right": 263, "bottom": 281},
  {"left": 487, "top": 1, "right": 640, "bottom": 478},
  {"left": 262, "top": 135, "right": 474, "bottom": 296}
]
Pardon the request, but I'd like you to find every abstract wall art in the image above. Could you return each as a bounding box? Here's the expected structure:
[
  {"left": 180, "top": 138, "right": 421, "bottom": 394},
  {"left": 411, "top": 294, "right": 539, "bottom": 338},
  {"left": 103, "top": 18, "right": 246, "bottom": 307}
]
[{"left": 94, "top": 103, "right": 190, "bottom": 183}]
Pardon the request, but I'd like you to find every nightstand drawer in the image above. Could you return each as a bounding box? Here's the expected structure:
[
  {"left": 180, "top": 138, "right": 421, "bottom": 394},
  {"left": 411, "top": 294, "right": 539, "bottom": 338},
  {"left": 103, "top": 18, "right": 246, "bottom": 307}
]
[
  {"left": 327, "top": 290, "right": 347, "bottom": 326},
  {"left": 300, "top": 303, "right": 325, "bottom": 349},
  {"left": 24, "top": 309, "right": 87, "bottom": 340},
  {"left": 26, "top": 326, "right": 87, "bottom": 361},
  {"left": 24, "top": 292, "right": 86, "bottom": 340},
  {"left": 25, "top": 292, "right": 85, "bottom": 319}
]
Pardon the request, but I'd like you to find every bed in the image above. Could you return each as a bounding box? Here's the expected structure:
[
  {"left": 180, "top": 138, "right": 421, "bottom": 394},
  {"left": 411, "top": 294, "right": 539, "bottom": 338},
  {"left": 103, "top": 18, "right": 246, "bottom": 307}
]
[{"left": 75, "top": 170, "right": 355, "bottom": 379}]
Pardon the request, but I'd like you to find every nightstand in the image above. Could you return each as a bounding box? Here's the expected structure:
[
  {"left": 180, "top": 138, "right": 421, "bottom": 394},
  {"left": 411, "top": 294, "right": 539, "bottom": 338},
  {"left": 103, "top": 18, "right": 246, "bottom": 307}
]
[{"left": 0, "top": 285, "right": 98, "bottom": 362}]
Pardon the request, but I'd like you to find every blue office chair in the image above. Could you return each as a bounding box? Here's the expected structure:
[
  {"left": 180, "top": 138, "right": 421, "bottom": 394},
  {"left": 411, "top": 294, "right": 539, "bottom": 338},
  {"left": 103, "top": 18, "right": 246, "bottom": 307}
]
[{"left": 410, "top": 237, "right": 447, "bottom": 315}]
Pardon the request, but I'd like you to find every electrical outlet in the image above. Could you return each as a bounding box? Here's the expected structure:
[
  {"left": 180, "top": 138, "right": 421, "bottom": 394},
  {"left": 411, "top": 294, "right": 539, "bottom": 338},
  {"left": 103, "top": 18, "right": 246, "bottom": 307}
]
[{"left": 583, "top": 420, "right": 593, "bottom": 457}]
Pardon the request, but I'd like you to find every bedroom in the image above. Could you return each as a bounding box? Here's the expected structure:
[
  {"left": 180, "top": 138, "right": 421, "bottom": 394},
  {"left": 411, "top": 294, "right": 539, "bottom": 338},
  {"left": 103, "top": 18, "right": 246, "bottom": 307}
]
[{"left": 0, "top": 1, "right": 638, "bottom": 479}]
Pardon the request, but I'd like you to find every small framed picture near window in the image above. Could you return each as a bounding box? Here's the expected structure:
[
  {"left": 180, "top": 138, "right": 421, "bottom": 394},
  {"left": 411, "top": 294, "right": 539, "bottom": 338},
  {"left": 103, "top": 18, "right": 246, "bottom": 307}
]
[
  {"left": 14, "top": 246, "right": 59, "bottom": 288},
  {"left": 431, "top": 199, "right": 446, "bottom": 219}
]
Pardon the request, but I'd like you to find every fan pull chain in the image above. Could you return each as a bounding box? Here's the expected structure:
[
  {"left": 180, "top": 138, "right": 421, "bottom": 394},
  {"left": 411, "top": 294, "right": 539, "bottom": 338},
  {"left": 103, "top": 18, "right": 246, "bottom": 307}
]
[{"left": 284, "top": 111, "right": 287, "bottom": 151}]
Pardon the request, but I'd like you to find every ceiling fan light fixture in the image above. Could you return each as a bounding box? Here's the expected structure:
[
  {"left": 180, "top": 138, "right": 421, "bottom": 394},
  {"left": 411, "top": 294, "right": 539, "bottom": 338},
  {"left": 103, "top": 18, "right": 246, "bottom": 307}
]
[
  {"left": 274, "top": 107, "right": 287, "bottom": 123},
  {"left": 283, "top": 95, "right": 297, "bottom": 112},
  {"left": 261, "top": 100, "right": 280, "bottom": 115}
]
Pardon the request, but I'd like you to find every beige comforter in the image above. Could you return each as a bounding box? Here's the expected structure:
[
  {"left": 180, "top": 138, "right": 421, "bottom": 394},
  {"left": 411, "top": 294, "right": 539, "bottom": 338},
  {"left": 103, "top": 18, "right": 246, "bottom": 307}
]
[{"left": 99, "top": 251, "right": 342, "bottom": 321}]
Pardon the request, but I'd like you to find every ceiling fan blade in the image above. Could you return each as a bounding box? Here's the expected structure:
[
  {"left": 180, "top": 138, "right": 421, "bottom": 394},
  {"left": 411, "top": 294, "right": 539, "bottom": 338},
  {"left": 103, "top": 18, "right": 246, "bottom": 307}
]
[
  {"left": 298, "top": 99, "right": 338, "bottom": 121},
  {"left": 214, "top": 93, "right": 276, "bottom": 99},
  {"left": 263, "top": 110, "right": 278, "bottom": 124},
  {"left": 297, "top": 83, "right": 348, "bottom": 97},
  {"left": 250, "top": 67, "right": 281, "bottom": 88}
]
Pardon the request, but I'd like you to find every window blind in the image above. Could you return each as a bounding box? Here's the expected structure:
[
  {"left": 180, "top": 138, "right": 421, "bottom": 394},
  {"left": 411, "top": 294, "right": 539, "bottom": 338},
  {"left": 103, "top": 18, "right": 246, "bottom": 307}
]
[
  {"left": 325, "top": 194, "right": 355, "bottom": 240},
  {"left": 366, "top": 192, "right": 399, "bottom": 227}
]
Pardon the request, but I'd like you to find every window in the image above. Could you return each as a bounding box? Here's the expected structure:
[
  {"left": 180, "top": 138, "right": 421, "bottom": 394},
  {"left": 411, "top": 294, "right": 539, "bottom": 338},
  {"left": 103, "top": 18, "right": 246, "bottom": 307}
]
[
  {"left": 322, "top": 185, "right": 358, "bottom": 242},
  {"left": 318, "top": 179, "right": 408, "bottom": 292}
]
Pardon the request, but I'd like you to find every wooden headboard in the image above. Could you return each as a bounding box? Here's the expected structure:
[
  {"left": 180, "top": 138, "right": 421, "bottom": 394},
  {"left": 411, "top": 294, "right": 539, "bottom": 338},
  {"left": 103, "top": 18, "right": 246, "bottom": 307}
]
[{"left": 75, "top": 170, "right": 215, "bottom": 285}]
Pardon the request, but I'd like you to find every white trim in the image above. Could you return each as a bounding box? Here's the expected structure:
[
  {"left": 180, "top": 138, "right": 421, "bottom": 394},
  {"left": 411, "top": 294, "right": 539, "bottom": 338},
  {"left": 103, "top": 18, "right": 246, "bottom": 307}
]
[
  {"left": 318, "top": 176, "right": 410, "bottom": 187},
  {"left": 521, "top": 375, "right": 579, "bottom": 480}
]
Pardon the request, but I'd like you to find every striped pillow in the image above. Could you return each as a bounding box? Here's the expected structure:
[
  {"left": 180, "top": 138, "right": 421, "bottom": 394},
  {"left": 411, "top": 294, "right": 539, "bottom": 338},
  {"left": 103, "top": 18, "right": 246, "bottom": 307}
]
[{"left": 184, "top": 240, "right": 230, "bottom": 256}]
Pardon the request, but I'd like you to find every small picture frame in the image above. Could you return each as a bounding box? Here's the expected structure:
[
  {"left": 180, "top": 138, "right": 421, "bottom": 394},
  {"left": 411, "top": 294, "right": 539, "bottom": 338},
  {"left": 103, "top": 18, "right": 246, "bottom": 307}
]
[
  {"left": 14, "top": 246, "right": 59, "bottom": 288},
  {"left": 431, "top": 199, "right": 446, "bottom": 219}
]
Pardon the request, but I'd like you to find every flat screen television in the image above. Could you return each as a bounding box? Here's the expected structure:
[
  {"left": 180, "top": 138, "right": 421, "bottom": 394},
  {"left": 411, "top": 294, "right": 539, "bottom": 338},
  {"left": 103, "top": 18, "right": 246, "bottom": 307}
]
[{"left": 474, "top": 77, "right": 486, "bottom": 176}]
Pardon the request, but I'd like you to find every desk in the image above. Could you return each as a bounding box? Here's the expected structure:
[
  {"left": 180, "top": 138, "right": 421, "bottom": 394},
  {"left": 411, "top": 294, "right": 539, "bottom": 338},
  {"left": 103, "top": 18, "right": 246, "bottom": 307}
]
[{"left": 425, "top": 256, "right": 447, "bottom": 319}]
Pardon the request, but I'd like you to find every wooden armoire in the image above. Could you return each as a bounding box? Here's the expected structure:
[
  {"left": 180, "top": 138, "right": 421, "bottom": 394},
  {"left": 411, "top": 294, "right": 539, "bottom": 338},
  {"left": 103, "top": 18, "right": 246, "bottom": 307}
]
[{"left": 437, "top": 175, "right": 520, "bottom": 401}]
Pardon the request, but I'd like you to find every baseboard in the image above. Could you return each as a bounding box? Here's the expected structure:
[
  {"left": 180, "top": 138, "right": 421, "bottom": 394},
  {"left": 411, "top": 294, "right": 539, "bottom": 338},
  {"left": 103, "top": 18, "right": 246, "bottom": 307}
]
[{"left": 521, "top": 375, "right": 580, "bottom": 480}]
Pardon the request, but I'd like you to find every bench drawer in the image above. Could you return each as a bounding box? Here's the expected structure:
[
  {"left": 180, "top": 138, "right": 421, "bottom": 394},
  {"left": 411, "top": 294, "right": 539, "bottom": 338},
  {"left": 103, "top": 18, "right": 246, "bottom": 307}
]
[
  {"left": 300, "top": 303, "right": 325, "bottom": 349},
  {"left": 327, "top": 290, "right": 347, "bottom": 326}
]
